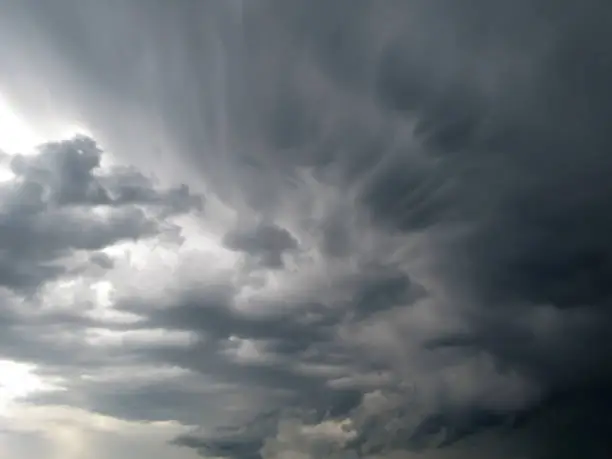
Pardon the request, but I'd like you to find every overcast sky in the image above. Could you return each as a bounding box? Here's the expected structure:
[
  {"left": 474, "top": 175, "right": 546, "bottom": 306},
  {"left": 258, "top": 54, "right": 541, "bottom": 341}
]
[{"left": 0, "top": 1, "right": 611, "bottom": 458}]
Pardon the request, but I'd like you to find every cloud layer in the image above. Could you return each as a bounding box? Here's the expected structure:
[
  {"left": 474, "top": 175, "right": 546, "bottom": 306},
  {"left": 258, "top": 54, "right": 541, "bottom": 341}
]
[{"left": 1, "top": 1, "right": 612, "bottom": 458}]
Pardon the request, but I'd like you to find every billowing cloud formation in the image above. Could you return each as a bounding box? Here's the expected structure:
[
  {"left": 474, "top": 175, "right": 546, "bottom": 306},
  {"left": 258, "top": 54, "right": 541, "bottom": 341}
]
[
  {"left": 1, "top": 0, "right": 612, "bottom": 458},
  {"left": 0, "top": 136, "right": 201, "bottom": 292}
]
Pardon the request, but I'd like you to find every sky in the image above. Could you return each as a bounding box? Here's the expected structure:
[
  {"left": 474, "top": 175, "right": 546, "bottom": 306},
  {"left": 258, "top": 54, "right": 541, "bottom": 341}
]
[{"left": 0, "top": 1, "right": 611, "bottom": 458}]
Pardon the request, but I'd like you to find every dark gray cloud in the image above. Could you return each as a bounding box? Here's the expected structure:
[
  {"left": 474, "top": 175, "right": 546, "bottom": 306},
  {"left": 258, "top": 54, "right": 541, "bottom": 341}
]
[
  {"left": 169, "top": 0, "right": 612, "bottom": 453},
  {"left": 1, "top": 1, "right": 612, "bottom": 458},
  {"left": 0, "top": 135, "right": 201, "bottom": 293},
  {"left": 113, "top": 285, "right": 362, "bottom": 413},
  {"left": 172, "top": 410, "right": 280, "bottom": 459},
  {"left": 223, "top": 223, "right": 299, "bottom": 269}
]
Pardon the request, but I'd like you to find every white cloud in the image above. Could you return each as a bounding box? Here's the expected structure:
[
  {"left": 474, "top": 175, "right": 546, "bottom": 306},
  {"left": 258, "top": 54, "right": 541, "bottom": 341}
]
[
  {"left": 0, "top": 360, "right": 64, "bottom": 414},
  {"left": 0, "top": 93, "right": 43, "bottom": 156}
]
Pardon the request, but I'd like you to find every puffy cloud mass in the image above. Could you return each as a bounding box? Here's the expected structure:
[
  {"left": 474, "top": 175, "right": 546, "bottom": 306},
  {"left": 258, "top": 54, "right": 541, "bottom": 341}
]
[
  {"left": 1, "top": 0, "right": 612, "bottom": 458},
  {"left": 0, "top": 136, "right": 201, "bottom": 293}
]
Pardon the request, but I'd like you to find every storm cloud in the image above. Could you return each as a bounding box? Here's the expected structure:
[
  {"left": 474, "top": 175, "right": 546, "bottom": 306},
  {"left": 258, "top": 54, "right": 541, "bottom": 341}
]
[
  {"left": 0, "top": 0, "right": 612, "bottom": 458},
  {"left": 0, "top": 135, "right": 201, "bottom": 293}
]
